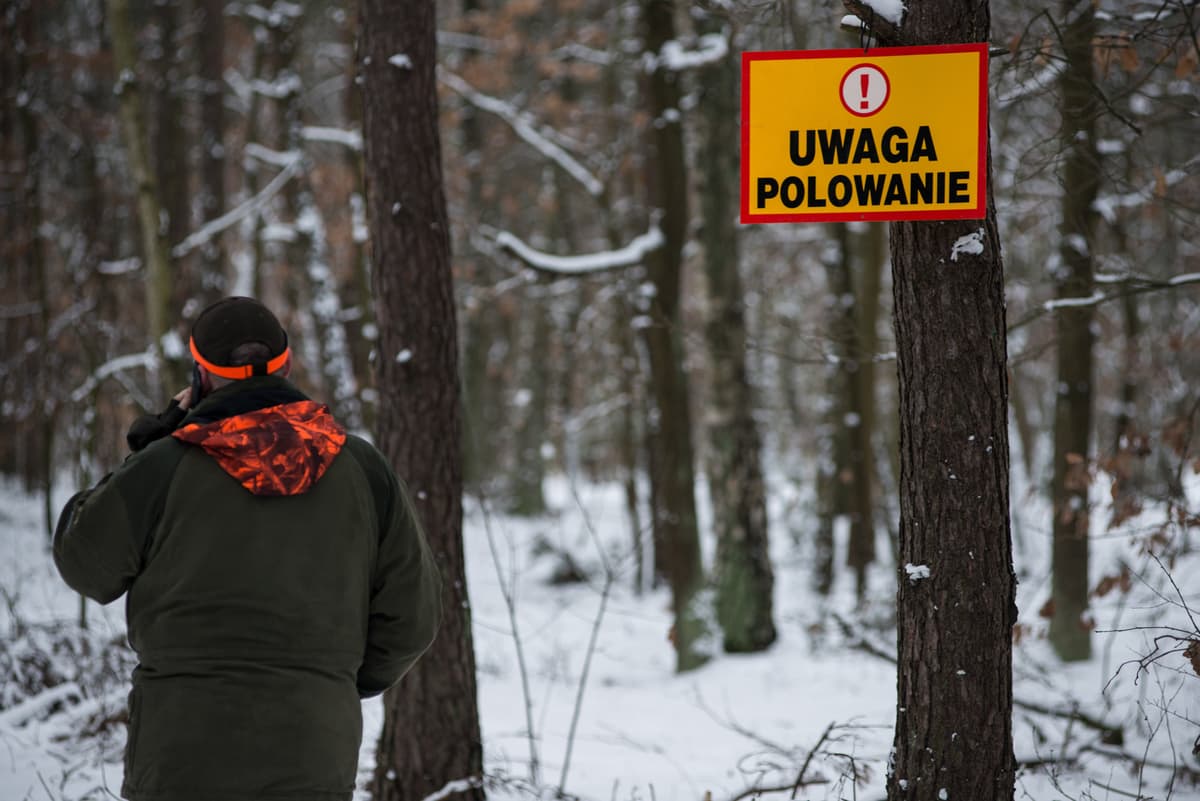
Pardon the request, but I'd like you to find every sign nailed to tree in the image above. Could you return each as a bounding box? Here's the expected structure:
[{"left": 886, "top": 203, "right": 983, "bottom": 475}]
[{"left": 741, "top": 44, "right": 989, "bottom": 224}]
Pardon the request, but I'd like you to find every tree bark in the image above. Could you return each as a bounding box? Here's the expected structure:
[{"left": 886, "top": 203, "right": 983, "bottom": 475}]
[
  {"left": 695, "top": 11, "right": 776, "bottom": 653},
  {"left": 639, "top": 0, "right": 708, "bottom": 672},
  {"left": 1049, "top": 0, "right": 1099, "bottom": 663},
  {"left": 107, "top": 0, "right": 173, "bottom": 402},
  {"left": 877, "top": 2, "right": 1016, "bottom": 799},
  {"left": 198, "top": 0, "right": 226, "bottom": 284},
  {"left": 359, "top": 0, "right": 485, "bottom": 798}
]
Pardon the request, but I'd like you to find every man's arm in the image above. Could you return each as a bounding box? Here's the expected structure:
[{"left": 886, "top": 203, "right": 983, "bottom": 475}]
[
  {"left": 54, "top": 441, "right": 184, "bottom": 604},
  {"left": 356, "top": 467, "right": 443, "bottom": 699}
]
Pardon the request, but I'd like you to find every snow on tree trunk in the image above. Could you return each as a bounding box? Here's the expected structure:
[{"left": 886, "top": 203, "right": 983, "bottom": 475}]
[
  {"left": 879, "top": 0, "right": 1017, "bottom": 798},
  {"left": 359, "top": 0, "right": 485, "bottom": 798}
]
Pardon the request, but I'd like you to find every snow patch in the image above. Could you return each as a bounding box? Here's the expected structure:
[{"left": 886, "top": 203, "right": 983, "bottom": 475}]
[
  {"left": 949, "top": 229, "right": 985, "bottom": 262},
  {"left": 904, "top": 563, "right": 931, "bottom": 583},
  {"left": 388, "top": 53, "right": 413, "bottom": 70}
]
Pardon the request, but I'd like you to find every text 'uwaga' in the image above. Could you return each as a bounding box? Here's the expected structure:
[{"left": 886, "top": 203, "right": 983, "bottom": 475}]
[{"left": 756, "top": 125, "right": 970, "bottom": 210}]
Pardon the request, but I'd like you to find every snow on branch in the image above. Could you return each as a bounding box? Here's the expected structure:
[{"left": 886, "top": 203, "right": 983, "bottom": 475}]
[
  {"left": 70, "top": 349, "right": 157, "bottom": 402},
  {"left": 1093, "top": 162, "right": 1196, "bottom": 222},
  {"left": 496, "top": 224, "right": 663, "bottom": 276},
  {"left": 419, "top": 777, "right": 484, "bottom": 801},
  {"left": 1010, "top": 271, "right": 1200, "bottom": 333},
  {"left": 438, "top": 69, "right": 604, "bottom": 198},
  {"left": 244, "top": 143, "right": 300, "bottom": 168},
  {"left": 172, "top": 157, "right": 302, "bottom": 258},
  {"left": 995, "top": 61, "right": 1067, "bottom": 110},
  {"left": 301, "top": 126, "right": 363, "bottom": 152},
  {"left": 0, "top": 683, "right": 82, "bottom": 729},
  {"left": 1041, "top": 292, "right": 1106, "bottom": 312},
  {"left": 841, "top": 0, "right": 909, "bottom": 45},
  {"left": 645, "top": 33, "right": 728, "bottom": 72}
]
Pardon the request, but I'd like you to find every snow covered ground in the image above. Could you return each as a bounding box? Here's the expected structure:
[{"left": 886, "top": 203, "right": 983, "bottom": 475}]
[{"left": 1, "top": 466, "right": 1197, "bottom": 801}]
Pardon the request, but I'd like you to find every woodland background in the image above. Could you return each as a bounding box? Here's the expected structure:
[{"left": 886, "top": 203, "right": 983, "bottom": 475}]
[{"left": 1, "top": 0, "right": 1199, "bottom": 800}]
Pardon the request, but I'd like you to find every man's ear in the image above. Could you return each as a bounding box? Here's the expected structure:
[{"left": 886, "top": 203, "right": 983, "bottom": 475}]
[
  {"left": 280, "top": 353, "right": 292, "bottom": 378},
  {"left": 198, "top": 365, "right": 214, "bottom": 393}
]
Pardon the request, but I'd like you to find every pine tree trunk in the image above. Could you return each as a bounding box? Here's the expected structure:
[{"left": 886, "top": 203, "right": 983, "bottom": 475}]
[
  {"left": 881, "top": 2, "right": 1016, "bottom": 799},
  {"left": 695, "top": 13, "right": 776, "bottom": 654},
  {"left": 639, "top": 0, "right": 708, "bottom": 672},
  {"left": 1049, "top": 0, "right": 1099, "bottom": 664},
  {"left": 107, "top": 0, "right": 173, "bottom": 402},
  {"left": 359, "top": 1, "right": 485, "bottom": 798},
  {"left": 198, "top": 0, "right": 226, "bottom": 284}
]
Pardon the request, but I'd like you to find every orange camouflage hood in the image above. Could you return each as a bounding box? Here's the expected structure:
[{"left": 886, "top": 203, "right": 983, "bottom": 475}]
[{"left": 172, "top": 400, "right": 346, "bottom": 496}]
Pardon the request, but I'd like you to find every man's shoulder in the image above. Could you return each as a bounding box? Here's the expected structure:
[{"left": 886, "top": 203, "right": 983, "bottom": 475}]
[{"left": 340, "top": 434, "right": 399, "bottom": 490}]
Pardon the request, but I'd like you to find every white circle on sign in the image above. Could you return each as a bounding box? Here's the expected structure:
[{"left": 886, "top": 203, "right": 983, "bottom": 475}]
[{"left": 839, "top": 64, "right": 890, "bottom": 117}]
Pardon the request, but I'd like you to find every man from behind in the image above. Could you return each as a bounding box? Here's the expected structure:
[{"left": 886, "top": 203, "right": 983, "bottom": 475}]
[{"left": 54, "top": 296, "right": 442, "bottom": 801}]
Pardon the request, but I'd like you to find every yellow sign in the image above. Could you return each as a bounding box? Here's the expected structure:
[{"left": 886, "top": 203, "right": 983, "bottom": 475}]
[{"left": 741, "top": 44, "right": 988, "bottom": 223}]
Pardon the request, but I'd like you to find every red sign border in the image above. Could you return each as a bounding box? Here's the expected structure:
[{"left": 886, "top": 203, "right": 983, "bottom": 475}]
[{"left": 740, "top": 43, "right": 989, "bottom": 225}]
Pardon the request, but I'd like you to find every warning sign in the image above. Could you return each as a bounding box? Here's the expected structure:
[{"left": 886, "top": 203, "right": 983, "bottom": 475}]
[{"left": 741, "top": 44, "right": 988, "bottom": 224}]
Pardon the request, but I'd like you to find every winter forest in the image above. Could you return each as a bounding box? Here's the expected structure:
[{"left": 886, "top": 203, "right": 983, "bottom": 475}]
[{"left": 2, "top": 0, "right": 1199, "bottom": 799}]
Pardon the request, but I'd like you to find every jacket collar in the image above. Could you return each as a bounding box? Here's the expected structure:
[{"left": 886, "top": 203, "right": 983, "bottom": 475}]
[{"left": 183, "top": 375, "right": 309, "bottom": 426}]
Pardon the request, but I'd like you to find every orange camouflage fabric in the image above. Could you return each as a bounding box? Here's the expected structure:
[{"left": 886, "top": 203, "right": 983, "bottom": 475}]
[{"left": 172, "top": 400, "right": 347, "bottom": 496}]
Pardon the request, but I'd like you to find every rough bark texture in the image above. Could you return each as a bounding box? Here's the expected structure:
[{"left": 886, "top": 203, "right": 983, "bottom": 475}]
[
  {"left": 696, "top": 12, "right": 776, "bottom": 653},
  {"left": 1049, "top": 0, "right": 1099, "bottom": 663},
  {"left": 198, "top": 0, "right": 226, "bottom": 282},
  {"left": 108, "top": 0, "right": 173, "bottom": 403},
  {"left": 360, "top": 1, "right": 485, "bottom": 798},
  {"left": 880, "top": 2, "right": 1016, "bottom": 799},
  {"left": 640, "top": 0, "right": 707, "bottom": 672},
  {"left": 153, "top": 1, "right": 188, "bottom": 252}
]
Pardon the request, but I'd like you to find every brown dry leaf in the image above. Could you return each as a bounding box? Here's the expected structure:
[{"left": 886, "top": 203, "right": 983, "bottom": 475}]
[
  {"left": 1108, "top": 494, "right": 1142, "bottom": 530},
  {"left": 1092, "top": 567, "right": 1132, "bottom": 598},
  {"left": 1039, "top": 597, "right": 1056, "bottom": 619},
  {"left": 1154, "top": 166, "right": 1169, "bottom": 198},
  {"left": 1008, "top": 33, "right": 1022, "bottom": 57},
  {"left": 1176, "top": 45, "right": 1198, "bottom": 79},
  {"left": 1120, "top": 42, "right": 1140, "bottom": 73},
  {"left": 1162, "top": 417, "right": 1192, "bottom": 457},
  {"left": 1185, "top": 640, "right": 1200, "bottom": 677}
]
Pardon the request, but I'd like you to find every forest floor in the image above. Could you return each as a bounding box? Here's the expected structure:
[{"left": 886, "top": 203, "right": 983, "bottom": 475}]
[{"left": 0, "top": 464, "right": 1197, "bottom": 801}]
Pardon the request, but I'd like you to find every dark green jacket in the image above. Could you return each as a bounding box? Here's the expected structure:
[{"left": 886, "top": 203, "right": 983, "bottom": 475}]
[{"left": 54, "top": 377, "right": 442, "bottom": 801}]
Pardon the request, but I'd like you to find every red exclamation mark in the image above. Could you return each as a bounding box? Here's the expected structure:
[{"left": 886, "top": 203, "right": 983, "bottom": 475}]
[{"left": 860, "top": 73, "right": 870, "bottom": 111}]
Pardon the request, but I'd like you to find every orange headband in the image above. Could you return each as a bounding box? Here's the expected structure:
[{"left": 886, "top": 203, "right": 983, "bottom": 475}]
[{"left": 189, "top": 336, "right": 290, "bottom": 380}]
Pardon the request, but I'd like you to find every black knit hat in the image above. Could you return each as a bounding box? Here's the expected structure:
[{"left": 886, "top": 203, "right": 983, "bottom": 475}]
[{"left": 189, "top": 297, "right": 290, "bottom": 379}]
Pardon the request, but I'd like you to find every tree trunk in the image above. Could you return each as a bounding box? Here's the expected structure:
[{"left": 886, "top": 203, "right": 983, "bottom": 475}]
[
  {"left": 695, "top": 12, "right": 776, "bottom": 653},
  {"left": 1049, "top": 0, "right": 1099, "bottom": 664},
  {"left": 198, "top": 0, "right": 226, "bottom": 285},
  {"left": 814, "top": 223, "right": 854, "bottom": 596},
  {"left": 880, "top": 2, "right": 1016, "bottom": 799},
  {"left": 153, "top": 0, "right": 189, "bottom": 273},
  {"left": 359, "top": 1, "right": 485, "bottom": 798},
  {"left": 639, "top": 0, "right": 708, "bottom": 672},
  {"left": 107, "top": 0, "right": 173, "bottom": 403}
]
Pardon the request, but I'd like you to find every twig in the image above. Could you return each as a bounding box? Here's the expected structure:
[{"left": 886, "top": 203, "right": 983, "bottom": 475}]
[
  {"left": 833, "top": 611, "right": 1127, "bottom": 741},
  {"left": 559, "top": 476, "right": 615, "bottom": 797},
  {"left": 476, "top": 496, "right": 541, "bottom": 787},
  {"left": 792, "top": 722, "right": 836, "bottom": 798}
]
